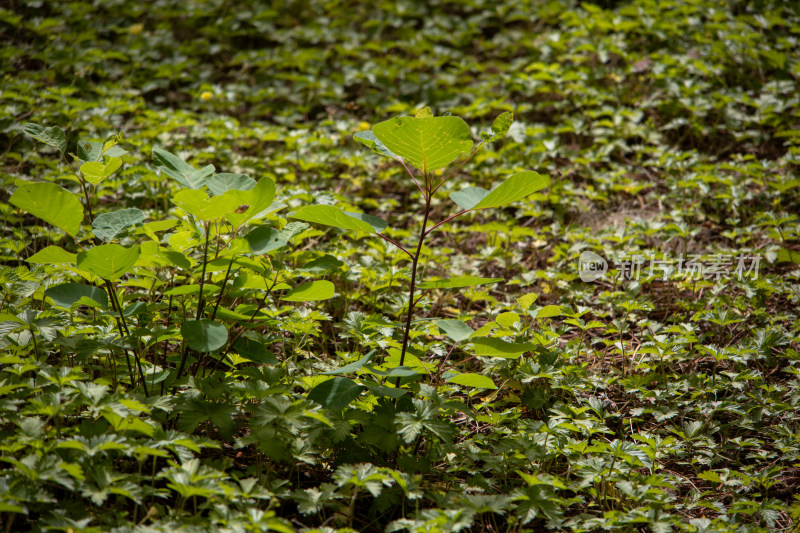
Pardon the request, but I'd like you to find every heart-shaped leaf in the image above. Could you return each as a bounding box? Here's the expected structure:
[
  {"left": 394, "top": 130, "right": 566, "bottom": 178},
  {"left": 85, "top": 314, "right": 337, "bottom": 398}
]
[
  {"left": 172, "top": 189, "right": 239, "bottom": 220},
  {"left": 10, "top": 182, "right": 84, "bottom": 237},
  {"left": 307, "top": 377, "right": 363, "bottom": 411},
  {"left": 372, "top": 116, "right": 473, "bottom": 172},
  {"left": 153, "top": 147, "right": 215, "bottom": 189},
  {"left": 224, "top": 177, "right": 277, "bottom": 226},
  {"left": 45, "top": 283, "right": 108, "bottom": 309},
  {"left": 181, "top": 319, "right": 228, "bottom": 352},
  {"left": 77, "top": 244, "right": 140, "bottom": 281},
  {"left": 24, "top": 123, "right": 66, "bottom": 153},
  {"left": 206, "top": 173, "right": 256, "bottom": 196},
  {"left": 92, "top": 208, "right": 145, "bottom": 242}
]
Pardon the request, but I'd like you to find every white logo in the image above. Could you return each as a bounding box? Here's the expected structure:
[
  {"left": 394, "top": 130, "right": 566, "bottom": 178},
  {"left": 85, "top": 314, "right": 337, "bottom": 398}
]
[{"left": 578, "top": 251, "right": 608, "bottom": 282}]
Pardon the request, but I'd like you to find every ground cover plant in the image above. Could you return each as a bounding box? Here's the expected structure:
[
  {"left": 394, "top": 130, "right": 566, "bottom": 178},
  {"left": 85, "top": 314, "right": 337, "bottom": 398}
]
[{"left": 1, "top": 0, "right": 800, "bottom": 531}]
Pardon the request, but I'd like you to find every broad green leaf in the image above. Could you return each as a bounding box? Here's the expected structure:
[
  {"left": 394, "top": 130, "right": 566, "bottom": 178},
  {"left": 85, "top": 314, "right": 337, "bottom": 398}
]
[
  {"left": 529, "top": 305, "right": 562, "bottom": 319},
  {"left": 77, "top": 140, "right": 103, "bottom": 162},
  {"left": 290, "top": 205, "right": 384, "bottom": 233},
  {"left": 473, "top": 338, "right": 534, "bottom": 358},
  {"left": 322, "top": 350, "right": 375, "bottom": 375},
  {"left": 372, "top": 116, "right": 473, "bottom": 172},
  {"left": 181, "top": 319, "right": 228, "bottom": 352},
  {"left": 777, "top": 248, "right": 800, "bottom": 264},
  {"left": 80, "top": 157, "right": 122, "bottom": 185},
  {"left": 172, "top": 189, "right": 239, "bottom": 220},
  {"left": 298, "top": 254, "right": 344, "bottom": 273},
  {"left": 77, "top": 244, "right": 140, "bottom": 281},
  {"left": 206, "top": 173, "right": 256, "bottom": 196},
  {"left": 45, "top": 283, "right": 108, "bottom": 309},
  {"left": 353, "top": 130, "right": 399, "bottom": 160},
  {"left": 232, "top": 337, "right": 277, "bottom": 365},
  {"left": 282, "top": 280, "right": 335, "bottom": 302},
  {"left": 437, "top": 319, "right": 474, "bottom": 342},
  {"left": 245, "top": 222, "right": 308, "bottom": 254},
  {"left": 342, "top": 211, "right": 387, "bottom": 233},
  {"left": 450, "top": 172, "right": 550, "bottom": 210},
  {"left": 496, "top": 312, "right": 520, "bottom": 327},
  {"left": 92, "top": 208, "right": 145, "bottom": 242},
  {"left": 245, "top": 226, "right": 287, "bottom": 254},
  {"left": 364, "top": 365, "right": 420, "bottom": 377},
  {"left": 163, "top": 284, "right": 219, "bottom": 297},
  {"left": 26, "top": 246, "right": 76, "bottom": 265},
  {"left": 24, "top": 123, "right": 66, "bottom": 153},
  {"left": 152, "top": 146, "right": 215, "bottom": 189},
  {"left": 10, "top": 182, "right": 84, "bottom": 237},
  {"left": 516, "top": 293, "right": 539, "bottom": 310},
  {"left": 450, "top": 187, "right": 490, "bottom": 210},
  {"left": 490, "top": 111, "right": 513, "bottom": 141},
  {"left": 447, "top": 373, "right": 497, "bottom": 389},
  {"left": 418, "top": 276, "right": 503, "bottom": 289},
  {"left": 307, "top": 377, "right": 363, "bottom": 411},
  {"left": 224, "top": 177, "right": 277, "bottom": 226}
]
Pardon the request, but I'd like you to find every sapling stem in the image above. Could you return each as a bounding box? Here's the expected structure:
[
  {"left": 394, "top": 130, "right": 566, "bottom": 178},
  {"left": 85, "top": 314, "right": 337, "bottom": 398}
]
[
  {"left": 195, "top": 221, "right": 211, "bottom": 321},
  {"left": 396, "top": 191, "right": 431, "bottom": 386},
  {"left": 62, "top": 153, "right": 95, "bottom": 223}
]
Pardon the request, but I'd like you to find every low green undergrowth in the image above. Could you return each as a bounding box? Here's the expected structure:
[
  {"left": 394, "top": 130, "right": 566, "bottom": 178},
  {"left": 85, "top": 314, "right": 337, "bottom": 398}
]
[{"left": 2, "top": 0, "right": 800, "bottom": 532}]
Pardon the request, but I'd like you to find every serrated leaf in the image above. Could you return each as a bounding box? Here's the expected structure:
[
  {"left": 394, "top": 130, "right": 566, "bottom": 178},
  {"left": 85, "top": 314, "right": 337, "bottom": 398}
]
[
  {"left": 307, "top": 377, "right": 363, "bottom": 411},
  {"left": 529, "top": 305, "right": 561, "bottom": 319},
  {"left": 152, "top": 146, "right": 215, "bottom": 189},
  {"left": 490, "top": 111, "right": 513, "bottom": 141},
  {"left": 282, "top": 280, "right": 335, "bottom": 302},
  {"left": 418, "top": 276, "right": 503, "bottom": 289},
  {"left": 181, "top": 319, "right": 228, "bottom": 352},
  {"left": 447, "top": 373, "right": 497, "bottom": 389},
  {"left": 373, "top": 116, "right": 473, "bottom": 172},
  {"left": 77, "top": 244, "right": 140, "bottom": 281},
  {"left": 92, "top": 208, "right": 145, "bottom": 242},
  {"left": 10, "top": 182, "right": 84, "bottom": 237},
  {"left": 24, "top": 123, "right": 66, "bottom": 153}
]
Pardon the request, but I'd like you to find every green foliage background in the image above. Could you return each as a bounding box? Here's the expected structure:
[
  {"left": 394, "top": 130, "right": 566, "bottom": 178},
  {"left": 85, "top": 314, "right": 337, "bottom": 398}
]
[{"left": 1, "top": 0, "right": 800, "bottom": 531}]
